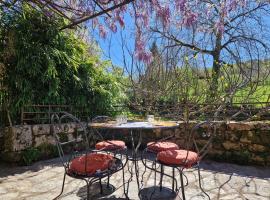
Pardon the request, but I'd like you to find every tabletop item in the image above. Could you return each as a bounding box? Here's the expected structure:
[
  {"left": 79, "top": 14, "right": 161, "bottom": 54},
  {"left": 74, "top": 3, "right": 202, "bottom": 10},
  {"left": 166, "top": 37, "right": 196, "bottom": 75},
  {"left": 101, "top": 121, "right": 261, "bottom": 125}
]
[
  {"left": 147, "top": 115, "right": 155, "bottom": 123},
  {"left": 90, "top": 121, "right": 179, "bottom": 129},
  {"left": 116, "top": 115, "right": 128, "bottom": 124}
]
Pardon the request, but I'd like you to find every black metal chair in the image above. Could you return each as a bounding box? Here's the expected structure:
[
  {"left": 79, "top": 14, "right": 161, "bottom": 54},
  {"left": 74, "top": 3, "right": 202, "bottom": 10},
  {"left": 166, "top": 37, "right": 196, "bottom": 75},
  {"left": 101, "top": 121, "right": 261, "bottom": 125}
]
[
  {"left": 89, "top": 115, "right": 129, "bottom": 196},
  {"left": 90, "top": 115, "right": 128, "bottom": 159},
  {"left": 140, "top": 136, "right": 184, "bottom": 199},
  {"left": 52, "top": 112, "right": 124, "bottom": 200},
  {"left": 141, "top": 121, "right": 216, "bottom": 200}
]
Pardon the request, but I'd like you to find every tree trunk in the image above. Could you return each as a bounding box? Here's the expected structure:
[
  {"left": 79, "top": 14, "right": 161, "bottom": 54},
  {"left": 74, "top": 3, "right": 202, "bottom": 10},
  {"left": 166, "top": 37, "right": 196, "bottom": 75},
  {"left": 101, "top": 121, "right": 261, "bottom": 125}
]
[
  {"left": 207, "top": 31, "right": 222, "bottom": 101},
  {"left": 209, "top": 53, "right": 221, "bottom": 98}
]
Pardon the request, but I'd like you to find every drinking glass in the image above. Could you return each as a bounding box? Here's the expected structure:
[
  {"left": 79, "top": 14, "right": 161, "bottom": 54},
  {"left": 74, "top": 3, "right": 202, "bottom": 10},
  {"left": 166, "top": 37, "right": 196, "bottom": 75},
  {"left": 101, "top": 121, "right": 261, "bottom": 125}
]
[
  {"left": 147, "top": 115, "right": 155, "bottom": 123},
  {"left": 116, "top": 115, "right": 127, "bottom": 124}
]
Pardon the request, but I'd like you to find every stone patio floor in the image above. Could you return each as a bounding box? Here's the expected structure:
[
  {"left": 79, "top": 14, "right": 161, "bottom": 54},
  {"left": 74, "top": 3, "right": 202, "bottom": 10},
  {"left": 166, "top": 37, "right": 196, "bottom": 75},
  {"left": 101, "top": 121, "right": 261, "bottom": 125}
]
[{"left": 0, "top": 156, "right": 270, "bottom": 200}]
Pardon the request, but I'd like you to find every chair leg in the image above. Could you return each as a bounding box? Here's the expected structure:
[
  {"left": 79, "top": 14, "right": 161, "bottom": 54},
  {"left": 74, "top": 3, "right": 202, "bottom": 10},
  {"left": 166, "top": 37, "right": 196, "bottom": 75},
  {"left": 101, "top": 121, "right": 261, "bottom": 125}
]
[
  {"left": 180, "top": 170, "right": 186, "bottom": 200},
  {"left": 198, "top": 164, "right": 210, "bottom": 200},
  {"left": 159, "top": 165, "right": 164, "bottom": 191},
  {"left": 99, "top": 178, "right": 103, "bottom": 194},
  {"left": 84, "top": 179, "right": 90, "bottom": 200},
  {"left": 172, "top": 168, "right": 175, "bottom": 192},
  {"left": 149, "top": 161, "right": 157, "bottom": 200},
  {"left": 53, "top": 172, "right": 66, "bottom": 200},
  {"left": 122, "top": 164, "right": 128, "bottom": 198},
  {"left": 107, "top": 175, "right": 110, "bottom": 188}
]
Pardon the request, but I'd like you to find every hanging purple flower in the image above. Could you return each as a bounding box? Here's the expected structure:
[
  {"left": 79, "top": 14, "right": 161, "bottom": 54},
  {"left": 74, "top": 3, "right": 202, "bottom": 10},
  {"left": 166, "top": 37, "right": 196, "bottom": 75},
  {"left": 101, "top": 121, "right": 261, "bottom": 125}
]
[
  {"left": 176, "top": 0, "right": 187, "bottom": 12},
  {"left": 156, "top": 6, "right": 171, "bottom": 28},
  {"left": 98, "top": 25, "right": 107, "bottom": 39}
]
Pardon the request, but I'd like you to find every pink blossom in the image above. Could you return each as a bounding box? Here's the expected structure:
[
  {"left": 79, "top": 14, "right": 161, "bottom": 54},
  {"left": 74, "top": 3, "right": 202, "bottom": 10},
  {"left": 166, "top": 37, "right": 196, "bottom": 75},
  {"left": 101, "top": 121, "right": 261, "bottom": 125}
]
[
  {"left": 183, "top": 12, "right": 198, "bottom": 27},
  {"left": 135, "top": 32, "right": 153, "bottom": 64},
  {"left": 215, "top": 21, "right": 225, "bottom": 33},
  {"left": 98, "top": 25, "right": 107, "bottom": 39},
  {"left": 176, "top": 0, "right": 187, "bottom": 12},
  {"left": 156, "top": 6, "right": 170, "bottom": 28}
]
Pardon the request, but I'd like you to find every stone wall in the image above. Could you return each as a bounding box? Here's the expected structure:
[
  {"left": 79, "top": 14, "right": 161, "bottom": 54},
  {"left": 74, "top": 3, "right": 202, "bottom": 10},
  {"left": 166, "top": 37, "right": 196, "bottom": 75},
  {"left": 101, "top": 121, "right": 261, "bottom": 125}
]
[{"left": 0, "top": 121, "right": 269, "bottom": 166}]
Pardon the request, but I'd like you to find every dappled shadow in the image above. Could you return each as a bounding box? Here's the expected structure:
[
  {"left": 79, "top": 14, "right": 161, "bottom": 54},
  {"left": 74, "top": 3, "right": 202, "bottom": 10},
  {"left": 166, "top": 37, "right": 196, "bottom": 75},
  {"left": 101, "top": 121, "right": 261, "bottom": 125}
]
[
  {"left": 0, "top": 157, "right": 63, "bottom": 179},
  {"left": 139, "top": 186, "right": 179, "bottom": 200},
  {"left": 198, "top": 160, "right": 270, "bottom": 179},
  {"left": 76, "top": 182, "right": 125, "bottom": 200}
]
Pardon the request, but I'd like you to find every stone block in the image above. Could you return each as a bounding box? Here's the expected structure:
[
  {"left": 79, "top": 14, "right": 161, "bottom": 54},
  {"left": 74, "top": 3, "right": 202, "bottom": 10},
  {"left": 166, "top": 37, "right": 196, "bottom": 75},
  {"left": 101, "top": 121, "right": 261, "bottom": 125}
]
[
  {"left": 228, "top": 133, "right": 240, "bottom": 142},
  {"left": 248, "top": 144, "right": 267, "bottom": 153},
  {"left": 222, "top": 141, "right": 241, "bottom": 151},
  {"left": 240, "top": 135, "right": 252, "bottom": 144},
  {"left": 4, "top": 125, "right": 33, "bottom": 152},
  {"left": 258, "top": 131, "right": 270, "bottom": 145},
  {"left": 34, "top": 135, "right": 47, "bottom": 147},
  {"left": 227, "top": 122, "right": 254, "bottom": 131},
  {"left": 251, "top": 154, "right": 265, "bottom": 164},
  {"left": 32, "top": 124, "right": 51, "bottom": 136},
  {"left": 254, "top": 121, "right": 270, "bottom": 130},
  {"left": 34, "top": 135, "right": 56, "bottom": 147},
  {"left": 61, "top": 123, "right": 76, "bottom": 134}
]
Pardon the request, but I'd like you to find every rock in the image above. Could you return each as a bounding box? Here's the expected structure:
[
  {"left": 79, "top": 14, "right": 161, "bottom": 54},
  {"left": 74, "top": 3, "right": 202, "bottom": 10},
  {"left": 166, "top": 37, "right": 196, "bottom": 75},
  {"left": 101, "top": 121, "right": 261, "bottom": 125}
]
[
  {"left": 247, "top": 131, "right": 253, "bottom": 138},
  {"left": 153, "top": 129, "right": 161, "bottom": 138},
  {"left": 248, "top": 144, "right": 267, "bottom": 153},
  {"left": 258, "top": 131, "right": 270, "bottom": 145},
  {"left": 61, "top": 123, "right": 76, "bottom": 134},
  {"left": 32, "top": 124, "right": 51, "bottom": 136},
  {"left": 34, "top": 135, "right": 55, "bottom": 147},
  {"left": 227, "top": 122, "right": 254, "bottom": 131},
  {"left": 222, "top": 141, "right": 241, "bottom": 151},
  {"left": 228, "top": 133, "right": 239, "bottom": 142},
  {"left": 4, "top": 125, "right": 33, "bottom": 151},
  {"left": 194, "top": 139, "right": 208, "bottom": 147},
  {"left": 254, "top": 121, "right": 270, "bottom": 130},
  {"left": 240, "top": 136, "right": 252, "bottom": 144},
  {"left": 251, "top": 155, "right": 265, "bottom": 164}
]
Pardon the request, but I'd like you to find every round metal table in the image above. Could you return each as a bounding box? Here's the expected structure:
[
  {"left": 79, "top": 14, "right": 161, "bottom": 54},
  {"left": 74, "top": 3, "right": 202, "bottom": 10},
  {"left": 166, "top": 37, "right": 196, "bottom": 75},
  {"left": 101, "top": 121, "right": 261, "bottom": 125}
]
[{"left": 89, "top": 121, "right": 179, "bottom": 197}]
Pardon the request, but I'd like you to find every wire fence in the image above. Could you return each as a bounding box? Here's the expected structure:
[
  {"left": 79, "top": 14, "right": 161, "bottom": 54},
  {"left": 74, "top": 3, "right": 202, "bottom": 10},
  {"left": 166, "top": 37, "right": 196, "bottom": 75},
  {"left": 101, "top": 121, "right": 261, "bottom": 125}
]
[{"left": 14, "top": 101, "right": 270, "bottom": 125}]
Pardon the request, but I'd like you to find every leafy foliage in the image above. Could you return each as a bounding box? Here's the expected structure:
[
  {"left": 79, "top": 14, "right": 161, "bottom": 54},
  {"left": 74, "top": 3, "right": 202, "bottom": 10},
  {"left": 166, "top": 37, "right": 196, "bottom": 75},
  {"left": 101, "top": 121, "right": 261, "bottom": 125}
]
[
  {"left": 0, "top": 5, "right": 126, "bottom": 124},
  {"left": 21, "top": 147, "right": 40, "bottom": 165}
]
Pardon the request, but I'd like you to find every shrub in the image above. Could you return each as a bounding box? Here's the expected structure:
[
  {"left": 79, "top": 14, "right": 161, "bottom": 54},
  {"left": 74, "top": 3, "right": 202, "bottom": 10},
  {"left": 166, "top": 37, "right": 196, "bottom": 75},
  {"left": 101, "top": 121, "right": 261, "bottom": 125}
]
[{"left": 21, "top": 147, "right": 40, "bottom": 165}]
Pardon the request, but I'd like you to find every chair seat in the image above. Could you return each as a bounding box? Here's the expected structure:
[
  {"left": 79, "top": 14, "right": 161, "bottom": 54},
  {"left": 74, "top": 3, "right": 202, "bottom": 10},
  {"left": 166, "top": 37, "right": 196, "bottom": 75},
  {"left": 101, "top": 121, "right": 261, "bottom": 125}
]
[
  {"left": 147, "top": 141, "right": 179, "bottom": 153},
  {"left": 69, "top": 153, "right": 114, "bottom": 176},
  {"left": 95, "top": 140, "right": 126, "bottom": 150},
  {"left": 157, "top": 150, "right": 199, "bottom": 168}
]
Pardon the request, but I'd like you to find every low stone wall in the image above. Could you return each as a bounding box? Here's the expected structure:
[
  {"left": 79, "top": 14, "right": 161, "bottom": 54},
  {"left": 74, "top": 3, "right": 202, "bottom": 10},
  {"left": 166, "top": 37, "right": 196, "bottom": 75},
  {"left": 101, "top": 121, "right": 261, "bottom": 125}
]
[{"left": 0, "top": 121, "right": 269, "bottom": 166}]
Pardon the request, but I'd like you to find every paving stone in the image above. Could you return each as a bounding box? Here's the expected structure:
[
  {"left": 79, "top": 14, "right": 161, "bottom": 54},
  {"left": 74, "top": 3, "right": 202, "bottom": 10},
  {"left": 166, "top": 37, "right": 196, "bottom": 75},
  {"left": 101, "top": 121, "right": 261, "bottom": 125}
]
[{"left": 0, "top": 157, "right": 269, "bottom": 200}]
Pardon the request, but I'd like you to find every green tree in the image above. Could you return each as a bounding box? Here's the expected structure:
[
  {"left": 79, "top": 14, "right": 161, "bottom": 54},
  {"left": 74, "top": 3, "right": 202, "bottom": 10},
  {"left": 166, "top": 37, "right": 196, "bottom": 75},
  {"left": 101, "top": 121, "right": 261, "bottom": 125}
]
[{"left": 0, "top": 5, "right": 126, "bottom": 124}]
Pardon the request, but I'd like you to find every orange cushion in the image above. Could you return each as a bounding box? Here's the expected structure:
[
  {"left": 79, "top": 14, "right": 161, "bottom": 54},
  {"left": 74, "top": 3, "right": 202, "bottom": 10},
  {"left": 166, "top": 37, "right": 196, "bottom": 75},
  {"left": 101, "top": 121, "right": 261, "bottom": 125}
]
[
  {"left": 69, "top": 153, "right": 114, "bottom": 175},
  {"left": 147, "top": 142, "right": 179, "bottom": 153},
  {"left": 157, "top": 150, "right": 199, "bottom": 168},
  {"left": 95, "top": 140, "right": 126, "bottom": 150}
]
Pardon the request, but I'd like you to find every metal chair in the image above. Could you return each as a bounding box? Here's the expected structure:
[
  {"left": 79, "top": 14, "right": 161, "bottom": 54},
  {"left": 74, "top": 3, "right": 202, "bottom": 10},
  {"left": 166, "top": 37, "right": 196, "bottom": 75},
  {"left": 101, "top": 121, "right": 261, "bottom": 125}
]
[
  {"left": 141, "top": 121, "right": 216, "bottom": 200},
  {"left": 90, "top": 115, "right": 128, "bottom": 196},
  {"left": 52, "top": 112, "right": 124, "bottom": 200}
]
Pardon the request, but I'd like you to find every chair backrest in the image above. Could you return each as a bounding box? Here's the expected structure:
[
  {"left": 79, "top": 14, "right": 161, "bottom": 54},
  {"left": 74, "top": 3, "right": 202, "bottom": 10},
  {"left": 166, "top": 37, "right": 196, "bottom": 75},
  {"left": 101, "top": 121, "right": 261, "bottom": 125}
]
[
  {"left": 90, "top": 115, "right": 115, "bottom": 141},
  {"left": 188, "top": 121, "right": 217, "bottom": 159},
  {"left": 51, "top": 112, "right": 89, "bottom": 169},
  {"left": 92, "top": 115, "right": 113, "bottom": 123}
]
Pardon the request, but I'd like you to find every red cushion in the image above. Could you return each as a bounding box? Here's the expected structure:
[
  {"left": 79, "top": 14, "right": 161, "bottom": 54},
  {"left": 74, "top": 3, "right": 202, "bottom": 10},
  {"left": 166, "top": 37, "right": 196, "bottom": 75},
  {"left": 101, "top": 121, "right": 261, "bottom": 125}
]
[
  {"left": 69, "top": 153, "right": 114, "bottom": 175},
  {"left": 95, "top": 140, "right": 126, "bottom": 150},
  {"left": 157, "top": 150, "right": 199, "bottom": 168},
  {"left": 147, "top": 142, "right": 179, "bottom": 153}
]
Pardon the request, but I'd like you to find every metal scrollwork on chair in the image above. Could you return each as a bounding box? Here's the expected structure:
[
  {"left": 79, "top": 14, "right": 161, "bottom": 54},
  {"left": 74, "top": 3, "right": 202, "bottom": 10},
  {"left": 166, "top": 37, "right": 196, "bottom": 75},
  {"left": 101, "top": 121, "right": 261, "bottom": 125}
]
[
  {"left": 140, "top": 121, "right": 216, "bottom": 200},
  {"left": 51, "top": 112, "right": 124, "bottom": 200}
]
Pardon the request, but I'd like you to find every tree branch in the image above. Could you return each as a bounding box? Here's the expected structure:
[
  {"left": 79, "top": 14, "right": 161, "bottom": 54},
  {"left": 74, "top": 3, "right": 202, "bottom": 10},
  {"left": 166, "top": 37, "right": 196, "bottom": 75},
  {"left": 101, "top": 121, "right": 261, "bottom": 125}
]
[
  {"left": 61, "top": 0, "right": 135, "bottom": 30},
  {"left": 152, "top": 28, "right": 213, "bottom": 55}
]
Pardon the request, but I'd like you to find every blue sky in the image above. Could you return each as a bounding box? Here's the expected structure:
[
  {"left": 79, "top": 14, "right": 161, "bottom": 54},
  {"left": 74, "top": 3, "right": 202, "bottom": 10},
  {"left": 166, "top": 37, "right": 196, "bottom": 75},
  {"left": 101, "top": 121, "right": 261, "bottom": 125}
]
[{"left": 93, "top": 11, "right": 270, "bottom": 69}]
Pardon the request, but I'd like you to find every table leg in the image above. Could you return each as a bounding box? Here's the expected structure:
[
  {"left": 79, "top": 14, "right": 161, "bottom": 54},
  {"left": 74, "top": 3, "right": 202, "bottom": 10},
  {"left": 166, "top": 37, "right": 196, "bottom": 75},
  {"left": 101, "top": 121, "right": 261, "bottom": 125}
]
[{"left": 128, "top": 129, "right": 142, "bottom": 191}]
